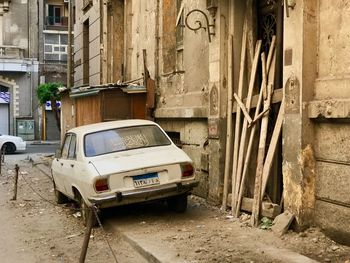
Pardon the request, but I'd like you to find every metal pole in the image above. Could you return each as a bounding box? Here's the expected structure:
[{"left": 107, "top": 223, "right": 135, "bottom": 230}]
[
  {"left": 11, "top": 164, "right": 19, "bottom": 200},
  {"left": 79, "top": 207, "right": 94, "bottom": 263}
]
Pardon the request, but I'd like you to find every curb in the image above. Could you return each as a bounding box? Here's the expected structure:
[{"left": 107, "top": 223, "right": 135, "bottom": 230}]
[
  {"left": 26, "top": 141, "right": 60, "bottom": 145},
  {"left": 106, "top": 220, "right": 320, "bottom": 263},
  {"left": 108, "top": 225, "right": 161, "bottom": 263}
]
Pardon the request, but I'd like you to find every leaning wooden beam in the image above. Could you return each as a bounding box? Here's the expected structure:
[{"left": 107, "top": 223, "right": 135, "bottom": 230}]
[
  {"left": 249, "top": 107, "right": 270, "bottom": 128},
  {"left": 251, "top": 52, "right": 276, "bottom": 227},
  {"left": 222, "top": 35, "right": 234, "bottom": 209},
  {"left": 233, "top": 93, "right": 253, "bottom": 125},
  {"left": 236, "top": 37, "right": 276, "bottom": 218},
  {"left": 233, "top": 40, "right": 262, "bottom": 216},
  {"left": 231, "top": 17, "right": 248, "bottom": 213},
  {"left": 261, "top": 98, "right": 285, "bottom": 200}
]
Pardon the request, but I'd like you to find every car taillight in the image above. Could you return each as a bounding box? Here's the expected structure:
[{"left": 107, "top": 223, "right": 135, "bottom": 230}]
[
  {"left": 181, "top": 163, "right": 194, "bottom": 178},
  {"left": 95, "top": 178, "right": 109, "bottom": 192}
]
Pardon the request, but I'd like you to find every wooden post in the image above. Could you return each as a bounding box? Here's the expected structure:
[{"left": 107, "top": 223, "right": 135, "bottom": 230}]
[
  {"left": 79, "top": 207, "right": 95, "bottom": 263},
  {"left": 11, "top": 164, "right": 19, "bottom": 201},
  {"left": 231, "top": 18, "right": 248, "bottom": 214},
  {"left": 251, "top": 52, "right": 276, "bottom": 227},
  {"left": 261, "top": 99, "right": 285, "bottom": 199},
  {"left": 222, "top": 35, "right": 234, "bottom": 209}
]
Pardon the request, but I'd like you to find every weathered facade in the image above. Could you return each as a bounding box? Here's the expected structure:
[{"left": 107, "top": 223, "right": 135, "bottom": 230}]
[
  {"left": 0, "top": 0, "right": 39, "bottom": 139},
  {"left": 73, "top": 0, "right": 350, "bottom": 244}
]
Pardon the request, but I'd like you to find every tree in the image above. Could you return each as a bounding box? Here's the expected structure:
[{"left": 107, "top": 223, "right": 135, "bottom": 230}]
[{"left": 37, "top": 83, "right": 62, "bottom": 132}]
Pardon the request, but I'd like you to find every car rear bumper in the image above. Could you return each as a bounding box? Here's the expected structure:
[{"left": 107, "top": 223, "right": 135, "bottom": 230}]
[{"left": 88, "top": 180, "right": 199, "bottom": 208}]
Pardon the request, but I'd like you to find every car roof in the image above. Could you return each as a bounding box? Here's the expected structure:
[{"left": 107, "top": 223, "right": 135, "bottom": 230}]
[{"left": 67, "top": 119, "right": 159, "bottom": 135}]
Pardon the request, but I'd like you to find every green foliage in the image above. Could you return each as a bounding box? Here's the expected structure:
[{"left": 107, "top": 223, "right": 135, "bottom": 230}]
[
  {"left": 36, "top": 82, "right": 62, "bottom": 105},
  {"left": 259, "top": 217, "right": 273, "bottom": 230}
]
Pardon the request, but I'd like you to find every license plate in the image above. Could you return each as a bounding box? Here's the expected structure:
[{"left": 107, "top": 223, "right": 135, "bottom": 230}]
[{"left": 133, "top": 172, "right": 160, "bottom": 188}]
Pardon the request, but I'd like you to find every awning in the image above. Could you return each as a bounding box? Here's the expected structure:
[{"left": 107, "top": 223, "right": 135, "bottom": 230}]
[{"left": 69, "top": 84, "right": 146, "bottom": 99}]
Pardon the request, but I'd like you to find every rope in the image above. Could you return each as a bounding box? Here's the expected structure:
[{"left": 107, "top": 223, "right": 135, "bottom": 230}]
[
  {"left": 5, "top": 163, "right": 119, "bottom": 262},
  {"left": 93, "top": 206, "right": 119, "bottom": 263}
]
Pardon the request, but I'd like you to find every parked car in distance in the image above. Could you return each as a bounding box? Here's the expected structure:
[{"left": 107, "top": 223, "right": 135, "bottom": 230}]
[
  {"left": 0, "top": 134, "right": 26, "bottom": 154},
  {"left": 51, "top": 119, "right": 198, "bottom": 224}
]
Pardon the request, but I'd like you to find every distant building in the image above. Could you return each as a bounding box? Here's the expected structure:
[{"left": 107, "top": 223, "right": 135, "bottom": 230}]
[
  {"left": 0, "top": 0, "right": 69, "bottom": 140},
  {"left": 38, "top": 0, "right": 69, "bottom": 140},
  {"left": 0, "top": 0, "right": 39, "bottom": 139}
]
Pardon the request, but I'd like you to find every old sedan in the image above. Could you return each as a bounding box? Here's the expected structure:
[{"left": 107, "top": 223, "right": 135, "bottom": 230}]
[
  {"left": 51, "top": 120, "right": 198, "bottom": 223},
  {"left": 0, "top": 134, "right": 26, "bottom": 154}
]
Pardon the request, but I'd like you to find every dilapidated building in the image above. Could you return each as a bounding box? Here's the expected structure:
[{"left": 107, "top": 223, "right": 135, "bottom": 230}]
[{"left": 71, "top": 0, "right": 350, "bottom": 244}]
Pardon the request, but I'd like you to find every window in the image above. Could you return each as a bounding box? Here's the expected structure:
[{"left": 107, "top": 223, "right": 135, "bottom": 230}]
[
  {"left": 44, "top": 33, "right": 69, "bottom": 62},
  {"left": 176, "top": 0, "right": 184, "bottom": 46},
  {"left": 47, "top": 5, "right": 63, "bottom": 26},
  {"left": 176, "top": 0, "right": 184, "bottom": 71},
  {"left": 61, "top": 134, "right": 72, "bottom": 159},
  {"left": 68, "top": 134, "right": 77, "bottom": 159},
  {"left": 84, "top": 125, "right": 171, "bottom": 157}
]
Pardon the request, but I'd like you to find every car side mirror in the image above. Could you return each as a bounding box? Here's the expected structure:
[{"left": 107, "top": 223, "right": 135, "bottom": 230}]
[{"left": 55, "top": 149, "right": 62, "bottom": 158}]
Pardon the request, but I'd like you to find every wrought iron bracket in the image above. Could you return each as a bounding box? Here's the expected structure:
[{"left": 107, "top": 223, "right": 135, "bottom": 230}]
[
  {"left": 185, "top": 9, "right": 215, "bottom": 43},
  {"left": 284, "top": 0, "right": 296, "bottom": 18}
]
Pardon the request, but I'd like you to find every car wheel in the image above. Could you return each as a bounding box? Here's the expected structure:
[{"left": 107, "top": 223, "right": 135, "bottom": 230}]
[
  {"left": 54, "top": 189, "right": 68, "bottom": 204},
  {"left": 3, "top": 142, "right": 16, "bottom": 154},
  {"left": 167, "top": 194, "right": 188, "bottom": 213},
  {"left": 52, "top": 180, "right": 68, "bottom": 204}
]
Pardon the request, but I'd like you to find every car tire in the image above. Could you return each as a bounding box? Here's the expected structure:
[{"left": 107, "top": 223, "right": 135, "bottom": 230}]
[
  {"left": 54, "top": 189, "right": 68, "bottom": 204},
  {"left": 2, "top": 142, "right": 16, "bottom": 154},
  {"left": 167, "top": 194, "right": 188, "bottom": 213}
]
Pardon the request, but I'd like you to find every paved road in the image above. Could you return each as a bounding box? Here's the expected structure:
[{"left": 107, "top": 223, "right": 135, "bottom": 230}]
[{"left": 25, "top": 143, "right": 59, "bottom": 154}]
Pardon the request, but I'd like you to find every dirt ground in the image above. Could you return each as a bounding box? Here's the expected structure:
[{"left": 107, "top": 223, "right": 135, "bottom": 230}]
[{"left": 0, "top": 155, "right": 349, "bottom": 263}]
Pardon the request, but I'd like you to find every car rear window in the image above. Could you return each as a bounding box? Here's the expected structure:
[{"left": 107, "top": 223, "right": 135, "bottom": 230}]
[{"left": 84, "top": 125, "right": 171, "bottom": 157}]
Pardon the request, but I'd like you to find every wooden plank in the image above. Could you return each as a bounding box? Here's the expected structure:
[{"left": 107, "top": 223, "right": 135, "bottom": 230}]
[
  {"left": 227, "top": 195, "right": 281, "bottom": 219},
  {"left": 222, "top": 35, "right": 234, "bottom": 209},
  {"left": 251, "top": 52, "right": 276, "bottom": 227},
  {"left": 233, "top": 93, "right": 252, "bottom": 124},
  {"left": 233, "top": 40, "right": 262, "bottom": 216},
  {"left": 232, "top": 88, "right": 283, "bottom": 113},
  {"left": 231, "top": 17, "right": 248, "bottom": 214},
  {"left": 261, "top": 99, "right": 284, "bottom": 199}
]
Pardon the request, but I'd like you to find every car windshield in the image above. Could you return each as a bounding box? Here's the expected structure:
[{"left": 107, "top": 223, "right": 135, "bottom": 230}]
[{"left": 84, "top": 125, "right": 171, "bottom": 157}]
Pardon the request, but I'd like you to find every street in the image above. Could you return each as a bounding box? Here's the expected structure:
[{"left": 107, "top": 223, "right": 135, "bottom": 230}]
[{"left": 0, "top": 147, "right": 349, "bottom": 262}]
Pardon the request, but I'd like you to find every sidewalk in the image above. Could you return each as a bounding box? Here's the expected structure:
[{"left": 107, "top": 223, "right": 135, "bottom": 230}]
[{"left": 103, "top": 199, "right": 320, "bottom": 263}]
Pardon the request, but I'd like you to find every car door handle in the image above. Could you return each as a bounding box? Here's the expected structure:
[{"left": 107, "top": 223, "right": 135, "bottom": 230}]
[
  {"left": 60, "top": 163, "right": 63, "bottom": 166},
  {"left": 70, "top": 164, "right": 74, "bottom": 168}
]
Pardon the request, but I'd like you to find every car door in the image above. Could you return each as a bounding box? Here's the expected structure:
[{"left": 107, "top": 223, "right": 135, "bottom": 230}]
[
  {"left": 52, "top": 133, "right": 72, "bottom": 195},
  {"left": 60, "top": 133, "right": 78, "bottom": 198}
]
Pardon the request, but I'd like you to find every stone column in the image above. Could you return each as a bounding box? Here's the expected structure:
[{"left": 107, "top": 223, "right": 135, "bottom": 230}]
[
  {"left": 282, "top": 0, "right": 317, "bottom": 229},
  {"left": 207, "top": 1, "right": 229, "bottom": 204}
]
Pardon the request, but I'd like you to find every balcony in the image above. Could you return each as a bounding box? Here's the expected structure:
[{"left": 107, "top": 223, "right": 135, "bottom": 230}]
[
  {"left": 45, "top": 16, "right": 68, "bottom": 30},
  {"left": 0, "top": 46, "right": 24, "bottom": 59}
]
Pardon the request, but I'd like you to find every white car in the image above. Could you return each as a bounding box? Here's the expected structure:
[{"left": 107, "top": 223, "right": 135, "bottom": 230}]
[
  {"left": 51, "top": 119, "right": 198, "bottom": 224},
  {"left": 0, "top": 134, "right": 26, "bottom": 154}
]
